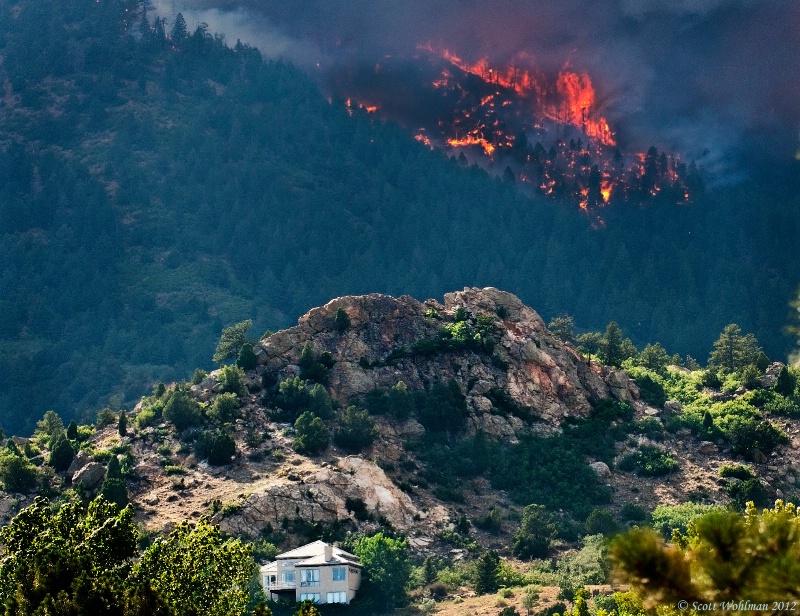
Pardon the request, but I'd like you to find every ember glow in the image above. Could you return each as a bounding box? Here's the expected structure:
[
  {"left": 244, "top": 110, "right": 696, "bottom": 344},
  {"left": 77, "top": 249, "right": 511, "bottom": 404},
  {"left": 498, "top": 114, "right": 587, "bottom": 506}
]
[{"left": 331, "top": 45, "right": 696, "bottom": 212}]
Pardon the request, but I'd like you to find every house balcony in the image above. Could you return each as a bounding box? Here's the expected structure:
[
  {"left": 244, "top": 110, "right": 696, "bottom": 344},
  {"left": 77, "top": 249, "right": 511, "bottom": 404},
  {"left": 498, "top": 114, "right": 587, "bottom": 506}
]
[{"left": 266, "top": 581, "right": 296, "bottom": 591}]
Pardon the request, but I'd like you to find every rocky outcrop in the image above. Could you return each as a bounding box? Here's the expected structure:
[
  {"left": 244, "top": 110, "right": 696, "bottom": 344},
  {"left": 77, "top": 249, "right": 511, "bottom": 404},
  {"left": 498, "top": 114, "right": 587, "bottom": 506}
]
[
  {"left": 254, "top": 288, "right": 639, "bottom": 435},
  {"left": 72, "top": 462, "right": 106, "bottom": 491},
  {"left": 217, "top": 456, "right": 422, "bottom": 537}
]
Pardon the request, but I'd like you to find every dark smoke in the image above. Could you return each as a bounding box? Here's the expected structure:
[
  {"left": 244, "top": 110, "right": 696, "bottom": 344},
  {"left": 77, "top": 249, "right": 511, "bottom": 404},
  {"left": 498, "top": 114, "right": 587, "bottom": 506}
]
[{"left": 155, "top": 0, "right": 800, "bottom": 182}]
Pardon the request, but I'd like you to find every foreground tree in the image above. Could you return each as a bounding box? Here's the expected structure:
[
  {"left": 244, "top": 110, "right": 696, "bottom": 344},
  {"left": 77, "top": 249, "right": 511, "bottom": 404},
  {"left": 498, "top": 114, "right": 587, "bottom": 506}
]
[
  {"left": 0, "top": 496, "right": 141, "bottom": 613},
  {"left": 708, "top": 324, "right": 762, "bottom": 374},
  {"left": 352, "top": 532, "right": 411, "bottom": 609},
  {"left": 611, "top": 501, "right": 800, "bottom": 609},
  {"left": 133, "top": 519, "right": 253, "bottom": 616}
]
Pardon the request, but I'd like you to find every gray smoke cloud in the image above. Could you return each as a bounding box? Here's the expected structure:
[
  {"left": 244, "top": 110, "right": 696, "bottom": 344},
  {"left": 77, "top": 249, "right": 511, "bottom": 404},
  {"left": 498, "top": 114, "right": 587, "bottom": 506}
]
[{"left": 154, "top": 0, "right": 800, "bottom": 178}]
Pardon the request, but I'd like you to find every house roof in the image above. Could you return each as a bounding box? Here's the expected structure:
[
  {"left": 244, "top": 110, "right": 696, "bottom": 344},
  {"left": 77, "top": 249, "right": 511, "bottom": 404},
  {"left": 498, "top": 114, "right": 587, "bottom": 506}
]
[{"left": 273, "top": 540, "right": 360, "bottom": 567}]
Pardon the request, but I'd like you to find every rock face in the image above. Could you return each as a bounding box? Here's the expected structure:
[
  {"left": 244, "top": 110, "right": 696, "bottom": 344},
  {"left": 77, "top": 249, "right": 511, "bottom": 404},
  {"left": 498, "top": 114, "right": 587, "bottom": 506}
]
[
  {"left": 218, "top": 456, "right": 421, "bottom": 538},
  {"left": 255, "top": 288, "right": 639, "bottom": 434}
]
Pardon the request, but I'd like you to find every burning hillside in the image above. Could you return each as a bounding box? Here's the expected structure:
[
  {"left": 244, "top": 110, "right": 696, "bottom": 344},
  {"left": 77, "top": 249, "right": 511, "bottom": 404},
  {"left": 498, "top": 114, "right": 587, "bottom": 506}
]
[{"left": 330, "top": 46, "right": 699, "bottom": 213}]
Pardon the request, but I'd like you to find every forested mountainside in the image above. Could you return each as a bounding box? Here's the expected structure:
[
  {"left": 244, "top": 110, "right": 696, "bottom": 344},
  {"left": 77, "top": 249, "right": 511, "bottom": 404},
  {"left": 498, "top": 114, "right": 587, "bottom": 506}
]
[
  {"left": 1, "top": 288, "right": 799, "bottom": 614},
  {"left": 1, "top": 0, "right": 799, "bottom": 434}
]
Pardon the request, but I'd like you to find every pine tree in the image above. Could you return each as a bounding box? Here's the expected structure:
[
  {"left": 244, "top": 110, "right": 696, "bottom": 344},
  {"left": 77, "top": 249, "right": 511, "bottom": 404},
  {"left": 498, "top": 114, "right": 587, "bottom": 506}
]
[
  {"left": 335, "top": 307, "right": 351, "bottom": 332},
  {"left": 170, "top": 12, "right": 188, "bottom": 44},
  {"left": 49, "top": 432, "right": 75, "bottom": 473},
  {"left": 118, "top": 410, "right": 128, "bottom": 437},
  {"left": 475, "top": 550, "right": 500, "bottom": 595},
  {"left": 601, "top": 321, "right": 624, "bottom": 367}
]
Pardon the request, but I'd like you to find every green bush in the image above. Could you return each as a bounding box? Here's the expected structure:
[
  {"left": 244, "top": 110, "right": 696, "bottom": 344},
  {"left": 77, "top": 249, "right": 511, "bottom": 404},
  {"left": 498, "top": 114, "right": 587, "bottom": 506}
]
[
  {"left": 292, "top": 412, "right": 329, "bottom": 455},
  {"left": 415, "top": 380, "right": 467, "bottom": 433},
  {"left": 620, "top": 503, "right": 648, "bottom": 522},
  {"left": 298, "top": 343, "right": 334, "bottom": 384},
  {"left": 727, "top": 477, "right": 770, "bottom": 510},
  {"left": 335, "top": 307, "right": 351, "bottom": 332},
  {"left": 650, "top": 502, "right": 718, "bottom": 538},
  {"left": 208, "top": 431, "right": 236, "bottom": 466},
  {"left": 308, "top": 383, "right": 333, "bottom": 420},
  {"left": 333, "top": 406, "right": 376, "bottom": 452},
  {"left": 134, "top": 403, "right": 160, "bottom": 428},
  {"left": 512, "top": 504, "right": 556, "bottom": 560},
  {"left": 388, "top": 381, "right": 414, "bottom": 420},
  {"left": 48, "top": 432, "right": 75, "bottom": 472},
  {"left": 236, "top": 343, "right": 258, "bottom": 371},
  {"left": 273, "top": 377, "right": 311, "bottom": 422},
  {"left": 99, "top": 477, "right": 128, "bottom": 510},
  {"left": 725, "top": 417, "right": 788, "bottom": 460},
  {"left": 217, "top": 364, "right": 245, "bottom": 394},
  {"left": 191, "top": 368, "right": 208, "bottom": 385},
  {"left": 617, "top": 446, "right": 679, "bottom": 476},
  {"left": 585, "top": 508, "right": 619, "bottom": 536},
  {"left": 0, "top": 445, "right": 39, "bottom": 493},
  {"left": 627, "top": 367, "right": 667, "bottom": 407},
  {"left": 763, "top": 394, "right": 800, "bottom": 417},
  {"left": 163, "top": 388, "right": 203, "bottom": 431},
  {"left": 208, "top": 392, "right": 239, "bottom": 423},
  {"left": 719, "top": 464, "right": 754, "bottom": 480}
]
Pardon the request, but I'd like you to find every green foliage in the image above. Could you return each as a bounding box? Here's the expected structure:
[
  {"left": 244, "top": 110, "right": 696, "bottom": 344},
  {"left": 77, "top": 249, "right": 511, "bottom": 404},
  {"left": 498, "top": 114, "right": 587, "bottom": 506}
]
[
  {"left": 335, "top": 307, "right": 351, "bottom": 332},
  {"left": 273, "top": 377, "right": 311, "bottom": 422},
  {"left": 415, "top": 379, "right": 467, "bottom": 433},
  {"left": 650, "top": 502, "right": 718, "bottom": 539},
  {"left": 719, "top": 464, "right": 754, "bottom": 480},
  {"left": 236, "top": 343, "right": 258, "bottom": 370},
  {"left": 118, "top": 410, "right": 128, "bottom": 436},
  {"left": 708, "top": 323, "right": 762, "bottom": 374},
  {"left": 775, "top": 365, "right": 797, "bottom": 396},
  {"left": 191, "top": 369, "right": 208, "bottom": 385},
  {"left": 388, "top": 381, "right": 415, "bottom": 420},
  {"left": 611, "top": 501, "right": 800, "bottom": 607},
  {"left": 100, "top": 477, "right": 129, "bottom": 510},
  {"left": 600, "top": 321, "right": 626, "bottom": 367},
  {"left": 293, "top": 600, "right": 321, "bottom": 616},
  {"left": 725, "top": 417, "right": 788, "bottom": 460},
  {"left": 48, "top": 431, "right": 75, "bottom": 472},
  {"left": 292, "top": 411, "right": 329, "bottom": 455},
  {"left": 209, "top": 392, "right": 240, "bottom": 423},
  {"left": 0, "top": 496, "right": 142, "bottom": 613},
  {"left": 298, "top": 343, "right": 334, "bottom": 385},
  {"left": 584, "top": 509, "right": 619, "bottom": 536},
  {"left": 133, "top": 518, "right": 254, "bottom": 615},
  {"left": 475, "top": 550, "right": 501, "bottom": 594},
  {"left": 0, "top": 444, "right": 39, "bottom": 493},
  {"left": 727, "top": 477, "right": 771, "bottom": 510},
  {"left": 308, "top": 383, "right": 334, "bottom": 420},
  {"left": 620, "top": 503, "right": 648, "bottom": 522},
  {"left": 352, "top": 532, "right": 410, "bottom": 609},
  {"left": 548, "top": 314, "right": 576, "bottom": 344},
  {"left": 218, "top": 364, "right": 246, "bottom": 394},
  {"left": 334, "top": 406, "right": 376, "bottom": 452},
  {"left": 626, "top": 367, "right": 667, "bottom": 407},
  {"left": 66, "top": 420, "right": 78, "bottom": 440},
  {"left": 554, "top": 535, "right": 609, "bottom": 600},
  {"left": 474, "top": 506, "right": 504, "bottom": 534},
  {"left": 513, "top": 504, "right": 556, "bottom": 560},
  {"left": 617, "top": 445, "right": 679, "bottom": 476},
  {"left": 207, "top": 431, "right": 237, "bottom": 466},
  {"left": 214, "top": 320, "right": 254, "bottom": 363},
  {"left": 637, "top": 343, "right": 670, "bottom": 374},
  {"left": 163, "top": 387, "right": 203, "bottom": 431},
  {"left": 36, "top": 410, "right": 64, "bottom": 445}
]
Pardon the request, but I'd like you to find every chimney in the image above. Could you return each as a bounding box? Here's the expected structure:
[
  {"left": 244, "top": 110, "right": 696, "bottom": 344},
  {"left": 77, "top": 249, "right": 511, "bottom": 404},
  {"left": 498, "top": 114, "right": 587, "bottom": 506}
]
[{"left": 324, "top": 543, "right": 333, "bottom": 561}]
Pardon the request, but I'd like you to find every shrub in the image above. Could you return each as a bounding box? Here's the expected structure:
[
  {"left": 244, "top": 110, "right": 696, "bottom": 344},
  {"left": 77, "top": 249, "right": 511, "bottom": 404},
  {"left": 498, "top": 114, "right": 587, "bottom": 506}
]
[
  {"left": 774, "top": 365, "right": 797, "bottom": 396},
  {"left": 236, "top": 343, "right": 258, "bottom": 370},
  {"left": 0, "top": 446, "right": 38, "bottom": 493},
  {"left": 474, "top": 507, "right": 503, "bottom": 534},
  {"left": 345, "top": 496, "right": 371, "bottom": 521},
  {"left": 292, "top": 412, "right": 329, "bottom": 455},
  {"left": 415, "top": 380, "right": 467, "bottom": 433},
  {"left": 585, "top": 508, "right": 619, "bottom": 536},
  {"left": 66, "top": 421, "right": 78, "bottom": 441},
  {"left": 298, "top": 343, "right": 333, "bottom": 384},
  {"left": 99, "top": 477, "right": 128, "bottom": 510},
  {"left": 191, "top": 368, "right": 208, "bottom": 385},
  {"left": 208, "top": 431, "right": 236, "bottom": 466},
  {"left": 719, "top": 464, "right": 754, "bottom": 480},
  {"left": 217, "top": 364, "right": 245, "bottom": 394},
  {"left": 620, "top": 503, "right": 648, "bottom": 522},
  {"left": 617, "top": 446, "right": 679, "bottom": 476},
  {"left": 725, "top": 417, "right": 788, "bottom": 460},
  {"left": 48, "top": 432, "right": 75, "bottom": 472},
  {"left": 474, "top": 550, "right": 501, "bottom": 595},
  {"left": 335, "top": 307, "right": 351, "bottom": 332},
  {"left": 208, "top": 392, "right": 239, "bottom": 423},
  {"left": 727, "top": 477, "right": 770, "bottom": 510},
  {"left": 163, "top": 388, "right": 203, "bottom": 431},
  {"left": 117, "top": 411, "right": 127, "bottom": 437},
  {"left": 650, "top": 502, "right": 718, "bottom": 538},
  {"left": 334, "top": 406, "right": 376, "bottom": 452},
  {"left": 388, "top": 381, "right": 414, "bottom": 420},
  {"left": 274, "top": 377, "right": 311, "bottom": 421},
  {"left": 763, "top": 394, "right": 800, "bottom": 417},
  {"left": 308, "top": 383, "right": 333, "bottom": 419},
  {"left": 135, "top": 404, "right": 159, "bottom": 428},
  {"left": 513, "top": 504, "right": 556, "bottom": 560}
]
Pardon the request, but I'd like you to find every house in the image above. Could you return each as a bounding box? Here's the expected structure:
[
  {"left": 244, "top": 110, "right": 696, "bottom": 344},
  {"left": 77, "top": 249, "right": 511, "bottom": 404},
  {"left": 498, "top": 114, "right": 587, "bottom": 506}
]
[{"left": 260, "top": 540, "right": 362, "bottom": 604}]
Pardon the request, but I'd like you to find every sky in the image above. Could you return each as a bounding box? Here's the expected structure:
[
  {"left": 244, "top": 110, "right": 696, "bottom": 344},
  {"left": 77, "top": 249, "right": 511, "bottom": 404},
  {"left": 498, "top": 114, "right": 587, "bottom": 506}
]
[{"left": 154, "top": 0, "right": 800, "bottom": 180}]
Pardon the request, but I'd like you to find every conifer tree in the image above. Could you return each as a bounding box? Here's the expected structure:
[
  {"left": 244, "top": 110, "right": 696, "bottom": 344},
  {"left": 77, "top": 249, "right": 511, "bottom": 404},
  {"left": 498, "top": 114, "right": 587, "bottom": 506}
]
[{"left": 475, "top": 550, "right": 500, "bottom": 595}]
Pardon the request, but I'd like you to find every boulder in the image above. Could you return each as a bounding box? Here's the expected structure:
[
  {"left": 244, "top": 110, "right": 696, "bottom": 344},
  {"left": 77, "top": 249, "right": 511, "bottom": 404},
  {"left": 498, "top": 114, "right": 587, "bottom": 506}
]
[
  {"left": 589, "top": 461, "right": 612, "bottom": 479},
  {"left": 698, "top": 441, "right": 717, "bottom": 455},
  {"left": 72, "top": 462, "right": 106, "bottom": 490},
  {"left": 67, "top": 450, "right": 91, "bottom": 476},
  {"left": 664, "top": 400, "right": 682, "bottom": 414}
]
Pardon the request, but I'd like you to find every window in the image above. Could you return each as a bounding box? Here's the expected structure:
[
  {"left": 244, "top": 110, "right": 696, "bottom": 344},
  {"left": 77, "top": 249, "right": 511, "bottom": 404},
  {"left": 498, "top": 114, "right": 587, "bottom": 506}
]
[
  {"left": 281, "top": 571, "right": 295, "bottom": 583},
  {"left": 300, "top": 569, "right": 320, "bottom": 586},
  {"left": 300, "top": 593, "right": 320, "bottom": 603},
  {"left": 332, "top": 566, "right": 346, "bottom": 581},
  {"left": 264, "top": 575, "right": 277, "bottom": 588},
  {"left": 326, "top": 592, "right": 347, "bottom": 604}
]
